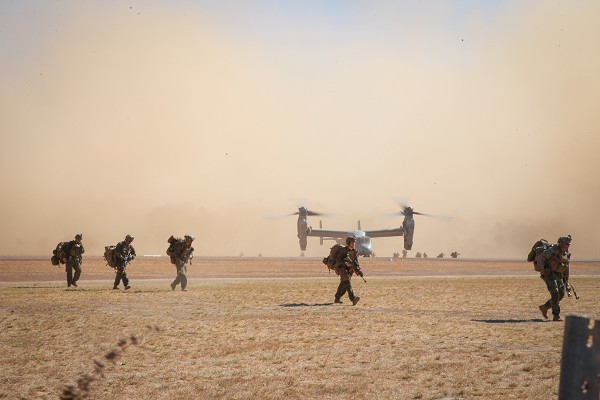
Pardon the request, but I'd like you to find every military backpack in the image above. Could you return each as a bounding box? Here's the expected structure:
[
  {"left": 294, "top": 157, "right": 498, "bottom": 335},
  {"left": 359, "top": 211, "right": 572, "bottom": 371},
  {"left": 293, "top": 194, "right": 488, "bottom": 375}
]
[
  {"left": 166, "top": 235, "right": 185, "bottom": 264},
  {"left": 51, "top": 241, "right": 70, "bottom": 266},
  {"left": 103, "top": 246, "right": 118, "bottom": 269},
  {"left": 527, "top": 239, "right": 550, "bottom": 272},
  {"left": 322, "top": 244, "right": 344, "bottom": 273}
]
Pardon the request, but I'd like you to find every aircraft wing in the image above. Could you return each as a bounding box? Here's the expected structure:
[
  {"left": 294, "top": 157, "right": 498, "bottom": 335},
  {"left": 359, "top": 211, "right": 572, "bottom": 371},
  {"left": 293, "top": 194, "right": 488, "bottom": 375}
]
[
  {"left": 364, "top": 228, "right": 404, "bottom": 238},
  {"left": 307, "top": 228, "right": 353, "bottom": 239}
]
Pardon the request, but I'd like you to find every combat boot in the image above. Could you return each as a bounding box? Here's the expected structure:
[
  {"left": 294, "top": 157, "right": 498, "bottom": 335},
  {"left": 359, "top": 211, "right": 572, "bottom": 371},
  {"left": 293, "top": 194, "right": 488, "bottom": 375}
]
[
  {"left": 334, "top": 298, "right": 343, "bottom": 304},
  {"left": 170, "top": 283, "right": 176, "bottom": 291},
  {"left": 553, "top": 316, "right": 563, "bottom": 322},
  {"left": 352, "top": 296, "right": 360, "bottom": 306},
  {"left": 538, "top": 305, "right": 549, "bottom": 320},
  {"left": 113, "top": 286, "right": 119, "bottom": 290},
  {"left": 125, "top": 285, "right": 131, "bottom": 290}
]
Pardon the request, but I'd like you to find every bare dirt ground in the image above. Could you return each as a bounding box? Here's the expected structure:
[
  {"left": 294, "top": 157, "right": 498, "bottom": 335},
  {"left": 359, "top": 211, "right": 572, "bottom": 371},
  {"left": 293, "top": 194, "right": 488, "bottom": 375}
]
[{"left": 1, "top": 257, "right": 599, "bottom": 399}]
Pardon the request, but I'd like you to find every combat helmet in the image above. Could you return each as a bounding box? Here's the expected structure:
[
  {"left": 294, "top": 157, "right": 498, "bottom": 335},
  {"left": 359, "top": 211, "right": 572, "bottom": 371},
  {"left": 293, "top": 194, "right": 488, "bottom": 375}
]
[
  {"left": 558, "top": 235, "right": 572, "bottom": 245},
  {"left": 125, "top": 234, "right": 134, "bottom": 243},
  {"left": 75, "top": 234, "right": 83, "bottom": 240},
  {"left": 346, "top": 236, "right": 356, "bottom": 245},
  {"left": 184, "top": 235, "right": 195, "bottom": 242}
]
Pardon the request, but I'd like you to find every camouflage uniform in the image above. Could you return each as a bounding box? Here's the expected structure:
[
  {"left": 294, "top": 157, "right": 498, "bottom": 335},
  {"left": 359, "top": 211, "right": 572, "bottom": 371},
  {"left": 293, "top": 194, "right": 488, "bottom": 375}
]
[
  {"left": 113, "top": 235, "right": 136, "bottom": 290},
  {"left": 334, "top": 241, "right": 362, "bottom": 305},
  {"left": 65, "top": 234, "right": 84, "bottom": 287},
  {"left": 537, "top": 236, "right": 571, "bottom": 321},
  {"left": 170, "top": 235, "right": 194, "bottom": 291}
]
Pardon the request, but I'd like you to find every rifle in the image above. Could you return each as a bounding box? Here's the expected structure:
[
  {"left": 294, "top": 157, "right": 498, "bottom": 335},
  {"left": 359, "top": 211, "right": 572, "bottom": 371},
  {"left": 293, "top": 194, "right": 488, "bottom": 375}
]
[
  {"left": 345, "top": 258, "right": 366, "bottom": 282},
  {"left": 122, "top": 250, "right": 134, "bottom": 267},
  {"left": 112, "top": 249, "right": 133, "bottom": 271},
  {"left": 566, "top": 282, "right": 579, "bottom": 299},
  {"left": 70, "top": 243, "right": 84, "bottom": 262},
  {"left": 182, "top": 247, "right": 194, "bottom": 265}
]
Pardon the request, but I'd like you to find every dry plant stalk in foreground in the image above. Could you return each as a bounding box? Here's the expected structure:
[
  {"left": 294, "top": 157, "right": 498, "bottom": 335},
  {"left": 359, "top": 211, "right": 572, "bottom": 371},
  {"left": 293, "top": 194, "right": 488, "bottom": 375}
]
[{"left": 1, "top": 258, "right": 599, "bottom": 399}]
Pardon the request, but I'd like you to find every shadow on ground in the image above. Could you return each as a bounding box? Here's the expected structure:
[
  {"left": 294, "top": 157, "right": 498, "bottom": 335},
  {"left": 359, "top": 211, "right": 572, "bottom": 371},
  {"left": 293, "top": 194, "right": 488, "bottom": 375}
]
[
  {"left": 471, "top": 319, "right": 547, "bottom": 324},
  {"left": 280, "top": 303, "right": 334, "bottom": 307}
]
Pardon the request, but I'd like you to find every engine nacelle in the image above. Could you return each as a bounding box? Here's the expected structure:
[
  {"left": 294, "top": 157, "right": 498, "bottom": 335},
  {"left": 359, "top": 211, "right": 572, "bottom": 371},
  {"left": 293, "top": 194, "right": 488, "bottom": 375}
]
[
  {"left": 402, "top": 219, "right": 415, "bottom": 250},
  {"left": 297, "top": 217, "right": 309, "bottom": 251}
]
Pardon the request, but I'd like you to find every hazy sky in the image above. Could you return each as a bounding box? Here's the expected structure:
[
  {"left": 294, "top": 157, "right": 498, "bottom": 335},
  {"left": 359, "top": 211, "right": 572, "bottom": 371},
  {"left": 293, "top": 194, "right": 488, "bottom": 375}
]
[{"left": 1, "top": 1, "right": 599, "bottom": 258}]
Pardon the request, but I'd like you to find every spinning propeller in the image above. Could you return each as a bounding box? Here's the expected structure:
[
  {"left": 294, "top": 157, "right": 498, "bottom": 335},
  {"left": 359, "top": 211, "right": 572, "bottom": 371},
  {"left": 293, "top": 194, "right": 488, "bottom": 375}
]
[
  {"left": 387, "top": 198, "right": 451, "bottom": 221},
  {"left": 265, "top": 205, "right": 329, "bottom": 220},
  {"left": 294, "top": 206, "right": 326, "bottom": 218}
]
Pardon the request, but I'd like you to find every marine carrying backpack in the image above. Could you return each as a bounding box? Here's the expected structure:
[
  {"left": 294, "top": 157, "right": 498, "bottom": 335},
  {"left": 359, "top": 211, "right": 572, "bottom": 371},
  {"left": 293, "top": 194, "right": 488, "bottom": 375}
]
[
  {"left": 51, "top": 242, "right": 70, "bottom": 266},
  {"left": 527, "top": 239, "right": 550, "bottom": 272},
  {"left": 103, "top": 246, "right": 118, "bottom": 269},
  {"left": 322, "top": 244, "right": 343, "bottom": 273}
]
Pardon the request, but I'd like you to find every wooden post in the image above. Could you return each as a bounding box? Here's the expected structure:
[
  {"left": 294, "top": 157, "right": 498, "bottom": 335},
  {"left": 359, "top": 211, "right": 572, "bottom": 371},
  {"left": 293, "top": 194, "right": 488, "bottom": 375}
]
[{"left": 558, "top": 314, "right": 600, "bottom": 399}]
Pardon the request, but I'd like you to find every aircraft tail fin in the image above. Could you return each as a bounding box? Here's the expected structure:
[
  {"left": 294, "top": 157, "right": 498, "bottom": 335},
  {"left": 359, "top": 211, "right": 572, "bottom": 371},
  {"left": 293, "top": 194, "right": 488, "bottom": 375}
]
[{"left": 319, "top": 221, "right": 323, "bottom": 245}]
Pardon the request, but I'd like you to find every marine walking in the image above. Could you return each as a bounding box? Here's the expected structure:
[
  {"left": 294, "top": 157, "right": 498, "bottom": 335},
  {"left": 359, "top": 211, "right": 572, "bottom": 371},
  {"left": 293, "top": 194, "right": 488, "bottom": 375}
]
[
  {"left": 533, "top": 235, "right": 572, "bottom": 321},
  {"left": 64, "top": 234, "right": 85, "bottom": 288},
  {"left": 168, "top": 235, "right": 195, "bottom": 291},
  {"left": 112, "top": 234, "right": 136, "bottom": 290},
  {"left": 333, "top": 236, "right": 363, "bottom": 305}
]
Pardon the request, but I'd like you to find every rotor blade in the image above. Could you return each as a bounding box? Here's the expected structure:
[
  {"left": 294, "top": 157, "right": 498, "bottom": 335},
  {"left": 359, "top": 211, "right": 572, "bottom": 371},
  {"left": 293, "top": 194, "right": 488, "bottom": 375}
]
[
  {"left": 412, "top": 211, "right": 452, "bottom": 221},
  {"left": 387, "top": 198, "right": 452, "bottom": 221},
  {"left": 423, "top": 213, "right": 453, "bottom": 222},
  {"left": 392, "top": 196, "right": 417, "bottom": 217},
  {"left": 265, "top": 209, "right": 331, "bottom": 220},
  {"left": 392, "top": 196, "right": 411, "bottom": 210},
  {"left": 264, "top": 212, "right": 297, "bottom": 221},
  {"left": 383, "top": 211, "right": 405, "bottom": 220},
  {"left": 299, "top": 206, "right": 331, "bottom": 217}
]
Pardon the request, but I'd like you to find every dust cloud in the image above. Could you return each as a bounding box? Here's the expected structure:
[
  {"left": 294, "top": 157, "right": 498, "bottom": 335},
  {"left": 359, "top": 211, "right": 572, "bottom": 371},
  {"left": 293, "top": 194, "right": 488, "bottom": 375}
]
[{"left": 0, "top": 3, "right": 598, "bottom": 258}]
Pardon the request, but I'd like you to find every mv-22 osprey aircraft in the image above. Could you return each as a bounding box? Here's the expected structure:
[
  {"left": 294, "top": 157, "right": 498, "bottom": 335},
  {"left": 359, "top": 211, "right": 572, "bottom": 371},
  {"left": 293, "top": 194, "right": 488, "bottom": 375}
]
[{"left": 292, "top": 205, "right": 436, "bottom": 257}]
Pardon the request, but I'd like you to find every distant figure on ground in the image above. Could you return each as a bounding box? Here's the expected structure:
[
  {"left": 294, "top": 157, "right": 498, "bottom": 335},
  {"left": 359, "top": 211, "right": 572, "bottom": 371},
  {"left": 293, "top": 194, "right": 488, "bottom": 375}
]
[
  {"left": 169, "top": 235, "right": 195, "bottom": 292},
  {"left": 64, "top": 234, "right": 85, "bottom": 288},
  {"left": 423, "top": 252, "right": 428, "bottom": 258},
  {"left": 437, "top": 253, "right": 444, "bottom": 258},
  {"left": 450, "top": 251, "right": 460, "bottom": 258},
  {"left": 113, "top": 235, "right": 136, "bottom": 290},
  {"left": 415, "top": 252, "right": 422, "bottom": 258},
  {"left": 333, "top": 237, "right": 363, "bottom": 306},
  {"left": 537, "top": 235, "right": 572, "bottom": 321},
  {"left": 402, "top": 249, "right": 408, "bottom": 259}
]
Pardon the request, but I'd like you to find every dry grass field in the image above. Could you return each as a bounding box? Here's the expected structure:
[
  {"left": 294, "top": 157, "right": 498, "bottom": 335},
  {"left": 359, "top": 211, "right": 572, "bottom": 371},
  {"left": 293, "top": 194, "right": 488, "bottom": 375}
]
[{"left": 1, "top": 257, "right": 599, "bottom": 399}]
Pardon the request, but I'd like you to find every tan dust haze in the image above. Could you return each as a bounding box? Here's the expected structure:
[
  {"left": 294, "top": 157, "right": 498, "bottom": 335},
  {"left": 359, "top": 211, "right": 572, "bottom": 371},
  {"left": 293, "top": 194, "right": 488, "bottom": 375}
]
[{"left": 1, "top": 3, "right": 599, "bottom": 258}]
